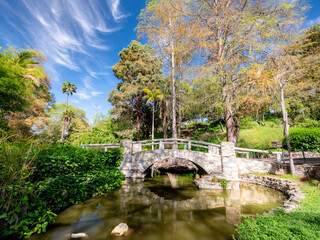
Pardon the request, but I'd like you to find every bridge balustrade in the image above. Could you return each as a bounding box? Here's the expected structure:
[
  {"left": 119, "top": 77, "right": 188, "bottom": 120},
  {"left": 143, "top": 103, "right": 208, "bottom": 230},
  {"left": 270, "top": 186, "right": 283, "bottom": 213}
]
[{"left": 80, "top": 139, "right": 281, "bottom": 164}]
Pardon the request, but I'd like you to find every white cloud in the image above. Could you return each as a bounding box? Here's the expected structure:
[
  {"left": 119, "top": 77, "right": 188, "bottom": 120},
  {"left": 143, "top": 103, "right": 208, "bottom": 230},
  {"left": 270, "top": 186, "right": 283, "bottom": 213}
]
[
  {"left": 76, "top": 90, "right": 91, "bottom": 100},
  {"left": 106, "top": 0, "right": 130, "bottom": 21},
  {"left": 91, "top": 91, "right": 104, "bottom": 96},
  {"left": 82, "top": 76, "right": 93, "bottom": 89},
  {"left": 306, "top": 16, "right": 320, "bottom": 27},
  {"left": 76, "top": 76, "right": 104, "bottom": 99},
  {"left": 0, "top": 0, "right": 127, "bottom": 71}
]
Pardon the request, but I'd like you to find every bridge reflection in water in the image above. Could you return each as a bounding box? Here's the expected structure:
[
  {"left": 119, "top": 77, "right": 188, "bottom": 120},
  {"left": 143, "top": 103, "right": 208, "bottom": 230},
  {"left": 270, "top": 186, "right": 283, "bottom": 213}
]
[
  {"left": 29, "top": 176, "right": 286, "bottom": 240},
  {"left": 120, "top": 176, "right": 285, "bottom": 226}
]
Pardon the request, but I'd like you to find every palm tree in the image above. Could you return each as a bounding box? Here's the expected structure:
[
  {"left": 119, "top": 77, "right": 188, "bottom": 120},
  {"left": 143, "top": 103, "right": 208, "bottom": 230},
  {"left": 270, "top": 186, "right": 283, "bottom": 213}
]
[
  {"left": 143, "top": 87, "right": 163, "bottom": 146},
  {"left": 61, "top": 82, "right": 77, "bottom": 111},
  {"left": 61, "top": 82, "right": 77, "bottom": 141}
]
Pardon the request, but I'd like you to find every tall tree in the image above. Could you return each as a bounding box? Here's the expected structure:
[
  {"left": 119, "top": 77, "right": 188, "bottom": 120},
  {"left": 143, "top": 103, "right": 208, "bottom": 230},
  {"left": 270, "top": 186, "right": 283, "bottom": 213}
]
[
  {"left": 143, "top": 86, "right": 163, "bottom": 143},
  {"left": 61, "top": 82, "right": 77, "bottom": 112},
  {"left": 41, "top": 103, "right": 88, "bottom": 142},
  {"left": 109, "top": 40, "right": 163, "bottom": 140},
  {"left": 61, "top": 82, "right": 77, "bottom": 141},
  {"left": 185, "top": 0, "right": 306, "bottom": 144},
  {"left": 137, "top": 0, "right": 195, "bottom": 140}
]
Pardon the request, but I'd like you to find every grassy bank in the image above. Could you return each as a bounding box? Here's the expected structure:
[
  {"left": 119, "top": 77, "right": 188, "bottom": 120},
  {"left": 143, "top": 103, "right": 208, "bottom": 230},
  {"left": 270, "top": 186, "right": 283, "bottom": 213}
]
[
  {"left": 0, "top": 140, "right": 125, "bottom": 239},
  {"left": 234, "top": 174, "right": 320, "bottom": 239},
  {"left": 184, "top": 122, "right": 283, "bottom": 150}
]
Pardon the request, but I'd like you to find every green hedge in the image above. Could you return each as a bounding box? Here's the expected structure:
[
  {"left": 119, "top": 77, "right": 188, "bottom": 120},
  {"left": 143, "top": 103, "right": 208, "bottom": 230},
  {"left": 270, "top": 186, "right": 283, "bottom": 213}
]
[
  {"left": 283, "top": 128, "right": 320, "bottom": 152},
  {"left": 0, "top": 144, "right": 124, "bottom": 239}
]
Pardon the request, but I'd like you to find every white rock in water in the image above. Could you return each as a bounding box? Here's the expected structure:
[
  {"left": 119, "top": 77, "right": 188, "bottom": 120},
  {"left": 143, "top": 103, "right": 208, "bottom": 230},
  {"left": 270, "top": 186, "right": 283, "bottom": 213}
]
[
  {"left": 65, "top": 232, "right": 89, "bottom": 239},
  {"left": 111, "top": 223, "right": 129, "bottom": 236}
]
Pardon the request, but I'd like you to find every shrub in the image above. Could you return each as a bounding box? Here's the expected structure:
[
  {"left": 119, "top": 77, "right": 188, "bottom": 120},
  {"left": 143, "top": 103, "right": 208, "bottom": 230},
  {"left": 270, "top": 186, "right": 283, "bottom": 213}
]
[
  {"left": 283, "top": 128, "right": 320, "bottom": 152},
  {"left": 293, "top": 119, "right": 320, "bottom": 128},
  {"left": 219, "top": 178, "right": 228, "bottom": 189},
  {"left": 0, "top": 143, "right": 124, "bottom": 239}
]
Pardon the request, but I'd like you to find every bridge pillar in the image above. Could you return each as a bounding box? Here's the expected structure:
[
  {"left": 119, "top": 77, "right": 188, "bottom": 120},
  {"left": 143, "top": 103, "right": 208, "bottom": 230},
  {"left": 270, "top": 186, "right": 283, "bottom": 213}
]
[
  {"left": 221, "top": 142, "right": 239, "bottom": 181},
  {"left": 133, "top": 142, "right": 142, "bottom": 153},
  {"left": 119, "top": 140, "right": 133, "bottom": 177}
]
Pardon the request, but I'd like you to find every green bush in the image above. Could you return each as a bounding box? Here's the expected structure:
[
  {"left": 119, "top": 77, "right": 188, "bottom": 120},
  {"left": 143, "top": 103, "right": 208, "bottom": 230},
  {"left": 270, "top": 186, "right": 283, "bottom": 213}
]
[
  {"left": 0, "top": 143, "right": 124, "bottom": 239},
  {"left": 283, "top": 128, "right": 320, "bottom": 152},
  {"left": 293, "top": 119, "right": 320, "bottom": 128}
]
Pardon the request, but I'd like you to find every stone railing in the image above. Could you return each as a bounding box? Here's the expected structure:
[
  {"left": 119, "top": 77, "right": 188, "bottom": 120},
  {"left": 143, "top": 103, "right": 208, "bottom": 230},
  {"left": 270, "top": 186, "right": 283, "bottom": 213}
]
[
  {"left": 235, "top": 147, "right": 282, "bottom": 164},
  {"left": 134, "top": 138, "right": 220, "bottom": 153},
  {"left": 81, "top": 143, "right": 120, "bottom": 152}
]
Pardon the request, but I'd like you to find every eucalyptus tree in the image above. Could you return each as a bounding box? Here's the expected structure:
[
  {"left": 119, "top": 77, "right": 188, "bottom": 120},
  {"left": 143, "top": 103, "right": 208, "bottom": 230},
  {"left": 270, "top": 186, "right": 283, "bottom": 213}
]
[
  {"left": 186, "top": 0, "right": 306, "bottom": 144},
  {"left": 61, "top": 82, "right": 77, "bottom": 141},
  {"left": 137, "top": 0, "right": 195, "bottom": 139}
]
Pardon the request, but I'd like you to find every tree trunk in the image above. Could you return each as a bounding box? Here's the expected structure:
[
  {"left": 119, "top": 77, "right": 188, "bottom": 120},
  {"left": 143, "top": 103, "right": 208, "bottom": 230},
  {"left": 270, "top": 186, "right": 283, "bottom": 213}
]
[
  {"left": 219, "top": 119, "right": 225, "bottom": 133},
  {"left": 136, "top": 94, "right": 141, "bottom": 140},
  {"left": 169, "top": 16, "right": 177, "bottom": 141},
  {"left": 161, "top": 100, "right": 168, "bottom": 139},
  {"left": 65, "top": 93, "right": 69, "bottom": 112},
  {"left": 234, "top": 118, "right": 240, "bottom": 147},
  {"left": 61, "top": 93, "right": 69, "bottom": 142},
  {"left": 224, "top": 106, "right": 236, "bottom": 143},
  {"left": 280, "top": 86, "right": 295, "bottom": 175},
  {"left": 152, "top": 102, "right": 155, "bottom": 141}
]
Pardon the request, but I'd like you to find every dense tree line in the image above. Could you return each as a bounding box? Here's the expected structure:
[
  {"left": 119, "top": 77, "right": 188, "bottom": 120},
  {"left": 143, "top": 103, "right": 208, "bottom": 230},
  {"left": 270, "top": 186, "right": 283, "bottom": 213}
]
[{"left": 107, "top": 0, "right": 320, "bottom": 174}]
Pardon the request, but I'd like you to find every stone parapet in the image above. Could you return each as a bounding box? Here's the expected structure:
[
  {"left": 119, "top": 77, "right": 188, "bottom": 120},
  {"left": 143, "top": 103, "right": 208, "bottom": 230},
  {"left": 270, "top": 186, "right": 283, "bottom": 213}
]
[{"left": 240, "top": 174, "right": 304, "bottom": 212}]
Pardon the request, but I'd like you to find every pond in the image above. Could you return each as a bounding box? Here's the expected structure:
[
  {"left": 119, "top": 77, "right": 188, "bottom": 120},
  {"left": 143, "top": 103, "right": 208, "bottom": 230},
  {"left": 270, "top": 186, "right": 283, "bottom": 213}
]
[{"left": 30, "top": 175, "right": 286, "bottom": 240}]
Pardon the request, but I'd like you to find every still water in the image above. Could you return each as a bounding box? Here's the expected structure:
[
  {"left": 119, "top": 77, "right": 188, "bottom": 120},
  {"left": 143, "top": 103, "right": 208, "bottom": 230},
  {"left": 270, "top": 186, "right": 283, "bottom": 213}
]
[{"left": 30, "top": 176, "right": 286, "bottom": 240}]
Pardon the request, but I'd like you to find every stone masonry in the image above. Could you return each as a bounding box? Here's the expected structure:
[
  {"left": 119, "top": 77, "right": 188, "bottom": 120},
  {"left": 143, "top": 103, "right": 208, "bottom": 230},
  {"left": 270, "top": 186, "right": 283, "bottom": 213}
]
[{"left": 119, "top": 140, "right": 240, "bottom": 180}]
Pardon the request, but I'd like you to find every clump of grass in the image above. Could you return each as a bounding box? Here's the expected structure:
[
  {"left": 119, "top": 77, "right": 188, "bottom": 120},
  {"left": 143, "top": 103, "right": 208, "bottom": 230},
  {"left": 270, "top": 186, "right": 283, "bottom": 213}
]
[
  {"left": 219, "top": 178, "right": 228, "bottom": 189},
  {"left": 234, "top": 174, "right": 320, "bottom": 239},
  {"left": 212, "top": 175, "right": 217, "bottom": 182}
]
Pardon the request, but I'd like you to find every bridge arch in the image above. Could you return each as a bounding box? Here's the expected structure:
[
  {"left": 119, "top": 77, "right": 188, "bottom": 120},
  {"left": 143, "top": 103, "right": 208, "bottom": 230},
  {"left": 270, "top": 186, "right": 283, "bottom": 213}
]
[{"left": 134, "top": 149, "right": 217, "bottom": 177}]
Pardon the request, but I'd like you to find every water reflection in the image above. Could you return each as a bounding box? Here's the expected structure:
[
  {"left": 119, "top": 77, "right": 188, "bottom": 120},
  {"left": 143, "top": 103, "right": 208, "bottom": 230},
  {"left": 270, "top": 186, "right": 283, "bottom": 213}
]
[{"left": 29, "top": 176, "right": 286, "bottom": 240}]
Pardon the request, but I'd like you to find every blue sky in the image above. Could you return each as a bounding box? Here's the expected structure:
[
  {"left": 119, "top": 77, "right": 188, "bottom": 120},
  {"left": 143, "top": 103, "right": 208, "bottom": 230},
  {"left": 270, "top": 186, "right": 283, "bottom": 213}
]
[{"left": 0, "top": 0, "right": 319, "bottom": 124}]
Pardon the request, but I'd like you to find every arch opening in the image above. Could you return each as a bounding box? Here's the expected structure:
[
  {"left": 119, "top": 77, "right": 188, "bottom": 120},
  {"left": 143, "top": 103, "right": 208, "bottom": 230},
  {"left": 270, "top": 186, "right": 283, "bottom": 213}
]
[{"left": 143, "top": 158, "right": 208, "bottom": 177}]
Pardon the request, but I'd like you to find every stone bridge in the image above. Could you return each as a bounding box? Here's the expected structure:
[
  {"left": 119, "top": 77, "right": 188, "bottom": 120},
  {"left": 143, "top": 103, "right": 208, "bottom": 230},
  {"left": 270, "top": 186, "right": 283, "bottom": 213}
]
[
  {"left": 118, "top": 139, "right": 282, "bottom": 180},
  {"left": 82, "top": 138, "right": 283, "bottom": 180}
]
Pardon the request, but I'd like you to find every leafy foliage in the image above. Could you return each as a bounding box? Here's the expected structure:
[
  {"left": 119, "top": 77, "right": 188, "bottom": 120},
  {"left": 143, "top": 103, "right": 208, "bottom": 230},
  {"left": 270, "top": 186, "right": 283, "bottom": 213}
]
[
  {"left": 283, "top": 128, "right": 320, "bottom": 152},
  {"left": 109, "top": 40, "right": 163, "bottom": 140},
  {"left": 80, "top": 115, "right": 119, "bottom": 144},
  {"left": 0, "top": 139, "right": 124, "bottom": 239},
  {"left": 0, "top": 47, "right": 52, "bottom": 134}
]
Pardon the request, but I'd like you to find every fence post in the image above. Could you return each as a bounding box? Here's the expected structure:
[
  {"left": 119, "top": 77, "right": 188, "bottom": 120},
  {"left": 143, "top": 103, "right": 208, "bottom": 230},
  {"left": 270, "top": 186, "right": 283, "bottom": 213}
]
[
  {"left": 159, "top": 140, "right": 164, "bottom": 150},
  {"left": 301, "top": 147, "right": 306, "bottom": 164},
  {"left": 188, "top": 141, "right": 191, "bottom": 151},
  {"left": 276, "top": 153, "right": 281, "bottom": 164}
]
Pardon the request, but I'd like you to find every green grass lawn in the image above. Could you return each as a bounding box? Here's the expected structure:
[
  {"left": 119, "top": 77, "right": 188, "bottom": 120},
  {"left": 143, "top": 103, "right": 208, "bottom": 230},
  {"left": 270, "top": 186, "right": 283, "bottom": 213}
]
[
  {"left": 238, "top": 126, "right": 284, "bottom": 149},
  {"left": 186, "top": 123, "right": 284, "bottom": 150},
  {"left": 234, "top": 174, "right": 320, "bottom": 240}
]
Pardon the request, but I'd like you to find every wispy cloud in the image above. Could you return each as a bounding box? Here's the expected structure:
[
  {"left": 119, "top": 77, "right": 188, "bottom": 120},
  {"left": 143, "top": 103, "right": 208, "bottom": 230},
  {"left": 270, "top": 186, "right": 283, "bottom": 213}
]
[
  {"left": 0, "top": 0, "right": 127, "bottom": 70},
  {"left": 91, "top": 91, "right": 104, "bottom": 96},
  {"left": 106, "top": 0, "right": 130, "bottom": 21},
  {"left": 306, "top": 16, "right": 320, "bottom": 27},
  {"left": 76, "top": 76, "right": 104, "bottom": 100}
]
